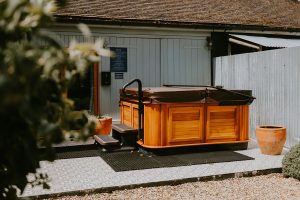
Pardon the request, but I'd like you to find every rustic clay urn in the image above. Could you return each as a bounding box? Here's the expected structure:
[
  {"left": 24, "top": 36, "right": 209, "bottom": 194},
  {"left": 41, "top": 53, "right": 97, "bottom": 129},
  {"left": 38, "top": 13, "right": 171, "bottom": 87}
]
[
  {"left": 95, "top": 116, "right": 112, "bottom": 135},
  {"left": 256, "top": 125, "right": 286, "bottom": 155}
]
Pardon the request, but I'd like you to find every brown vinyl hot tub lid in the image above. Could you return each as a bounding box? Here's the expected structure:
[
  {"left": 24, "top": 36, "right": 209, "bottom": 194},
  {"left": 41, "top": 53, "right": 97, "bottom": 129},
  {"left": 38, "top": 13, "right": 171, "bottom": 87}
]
[{"left": 121, "top": 87, "right": 254, "bottom": 105}]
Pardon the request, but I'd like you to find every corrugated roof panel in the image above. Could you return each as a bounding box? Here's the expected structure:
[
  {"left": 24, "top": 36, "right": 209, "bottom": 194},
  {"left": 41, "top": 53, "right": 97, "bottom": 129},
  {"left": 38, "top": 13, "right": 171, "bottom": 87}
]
[{"left": 230, "top": 34, "right": 300, "bottom": 48}]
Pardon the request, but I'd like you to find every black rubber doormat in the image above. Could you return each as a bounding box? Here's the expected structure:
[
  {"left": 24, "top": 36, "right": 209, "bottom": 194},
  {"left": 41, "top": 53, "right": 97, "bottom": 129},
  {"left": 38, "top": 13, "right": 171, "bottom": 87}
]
[{"left": 99, "top": 150, "right": 254, "bottom": 172}]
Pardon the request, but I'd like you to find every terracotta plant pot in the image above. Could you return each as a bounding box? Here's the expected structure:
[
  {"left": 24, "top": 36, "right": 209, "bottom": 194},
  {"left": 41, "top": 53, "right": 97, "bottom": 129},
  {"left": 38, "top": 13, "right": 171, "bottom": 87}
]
[
  {"left": 256, "top": 125, "right": 286, "bottom": 155},
  {"left": 95, "top": 117, "right": 112, "bottom": 135}
]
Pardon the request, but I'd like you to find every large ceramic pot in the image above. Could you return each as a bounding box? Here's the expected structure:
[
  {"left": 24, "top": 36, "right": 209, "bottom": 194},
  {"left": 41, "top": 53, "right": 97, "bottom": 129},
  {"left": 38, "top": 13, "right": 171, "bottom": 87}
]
[
  {"left": 95, "top": 116, "right": 112, "bottom": 135},
  {"left": 256, "top": 125, "right": 286, "bottom": 155}
]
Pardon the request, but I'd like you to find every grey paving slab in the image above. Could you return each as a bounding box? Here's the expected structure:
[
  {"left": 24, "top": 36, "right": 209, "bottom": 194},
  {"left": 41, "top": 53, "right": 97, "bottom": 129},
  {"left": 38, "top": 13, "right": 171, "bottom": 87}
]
[{"left": 22, "top": 140, "right": 285, "bottom": 197}]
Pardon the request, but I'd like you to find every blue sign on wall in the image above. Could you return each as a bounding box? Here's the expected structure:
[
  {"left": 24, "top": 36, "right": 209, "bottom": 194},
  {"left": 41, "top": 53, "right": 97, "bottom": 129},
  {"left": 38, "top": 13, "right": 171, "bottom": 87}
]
[{"left": 110, "top": 47, "right": 127, "bottom": 72}]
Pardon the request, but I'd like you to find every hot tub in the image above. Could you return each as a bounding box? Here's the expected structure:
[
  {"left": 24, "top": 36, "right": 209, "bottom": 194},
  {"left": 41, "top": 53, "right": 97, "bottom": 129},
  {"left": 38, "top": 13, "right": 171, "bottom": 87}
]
[{"left": 119, "top": 85, "right": 254, "bottom": 149}]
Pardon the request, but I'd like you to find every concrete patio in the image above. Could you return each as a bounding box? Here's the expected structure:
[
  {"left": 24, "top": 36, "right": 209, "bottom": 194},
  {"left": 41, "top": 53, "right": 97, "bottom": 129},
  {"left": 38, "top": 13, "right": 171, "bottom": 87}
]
[{"left": 22, "top": 139, "right": 285, "bottom": 199}]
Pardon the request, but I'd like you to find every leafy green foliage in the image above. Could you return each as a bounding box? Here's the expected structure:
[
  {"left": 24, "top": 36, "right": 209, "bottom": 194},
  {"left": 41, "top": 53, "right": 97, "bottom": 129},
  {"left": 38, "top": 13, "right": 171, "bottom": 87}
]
[
  {"left": 282, "top": 143, "right": 300, "bottom": 180},
  {"left": 0, "top": 0, "right": 109, "bottom": 199}
]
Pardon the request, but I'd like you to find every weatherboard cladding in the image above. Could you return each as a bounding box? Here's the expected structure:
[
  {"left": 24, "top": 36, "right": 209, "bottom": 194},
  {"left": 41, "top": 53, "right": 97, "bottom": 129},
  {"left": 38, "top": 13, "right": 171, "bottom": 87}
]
[{"left": 56, "top": 0, "right": 300, "bottom": 30}]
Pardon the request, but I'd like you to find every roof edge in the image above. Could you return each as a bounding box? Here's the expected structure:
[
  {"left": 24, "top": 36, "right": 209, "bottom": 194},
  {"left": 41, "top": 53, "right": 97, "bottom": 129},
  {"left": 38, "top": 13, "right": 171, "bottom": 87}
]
[{"left": 54, "top": 15, "right": 300, "bottom": 33}]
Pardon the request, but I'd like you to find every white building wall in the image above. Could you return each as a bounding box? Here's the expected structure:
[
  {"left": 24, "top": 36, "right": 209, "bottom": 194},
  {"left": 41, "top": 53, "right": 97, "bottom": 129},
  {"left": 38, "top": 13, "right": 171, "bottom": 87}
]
[{"left": 47, "top": 25, "right": 211, "bottom": 120}]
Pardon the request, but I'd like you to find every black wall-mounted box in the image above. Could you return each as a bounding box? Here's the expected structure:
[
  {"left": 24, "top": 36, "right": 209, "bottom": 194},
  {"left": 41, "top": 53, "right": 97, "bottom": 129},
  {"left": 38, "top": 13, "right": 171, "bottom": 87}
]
[{"left": 101, "top": 72, "right": 111, "bottom": 86}]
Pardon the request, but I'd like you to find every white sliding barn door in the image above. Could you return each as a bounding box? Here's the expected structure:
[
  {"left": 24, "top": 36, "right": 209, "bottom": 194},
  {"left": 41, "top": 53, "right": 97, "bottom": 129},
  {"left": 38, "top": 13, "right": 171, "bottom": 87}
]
[{"left": 161, "top": 38, "right": 211, "bottom": 85}]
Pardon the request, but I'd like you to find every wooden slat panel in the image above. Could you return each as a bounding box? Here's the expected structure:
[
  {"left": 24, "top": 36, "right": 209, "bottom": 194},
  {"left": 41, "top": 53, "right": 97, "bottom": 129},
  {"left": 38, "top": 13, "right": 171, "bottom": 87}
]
[
  {"left": 132, "top": 104, "right": 139, "bottom": 129},
  {"left": 122, "top": 105, "right": 132, "bottom": 126},
  {"left": 210, "top": 112, "right": 235, "bottom": 119},
  {"left": 143, "top": 104, "right": 161, "bottom": 146},
  {"left": 206, "top": 106, "right": 239, "bottom": 141},
  {"left": 210, "top": 127, "right": 235, "bottom": 131},
  {"left": 160, "top": 104, "right": 168, "bottom": 146},
  {"left": 167, "top": 106, "right": 204, "bottom": 144},
  {"left": 172, "top": 120, "right": 200, "bottom": 129},
  {"left": 239, "top": 105, "right": 249, "bottom": 141},
  {"left": 172, "top": 112, "right": 200, "bottom": 121},
  {"left": 209, "top": 119, "right": 236, "bottom": 125},
  {"left": 149, "top": 105, "right": 162, "bottom": 146},
  {"left": 143, "top": 105, "right": 151, "bottom": 145}
]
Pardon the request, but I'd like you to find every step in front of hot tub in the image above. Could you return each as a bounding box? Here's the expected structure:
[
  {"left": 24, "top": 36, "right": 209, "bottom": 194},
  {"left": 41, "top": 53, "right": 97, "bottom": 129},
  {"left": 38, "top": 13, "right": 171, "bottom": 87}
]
[
  {"left": 94, "top": 135, "right": 119, "bottom": 146},
  {"left": 112, "top": 124, "right": 138, "bottom": 134},
  {"left": 112, "top": 124, "right": 138, "bottom": 147},
  {"left": 94, "top": 135, "right": 120, "bottom": 151}
]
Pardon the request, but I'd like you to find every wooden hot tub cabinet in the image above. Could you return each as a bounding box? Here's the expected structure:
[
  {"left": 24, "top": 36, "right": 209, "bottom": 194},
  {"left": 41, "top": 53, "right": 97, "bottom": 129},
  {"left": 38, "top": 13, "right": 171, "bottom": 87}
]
[{"left": 120, "top": 86, "right": 254, "bottom": 149}]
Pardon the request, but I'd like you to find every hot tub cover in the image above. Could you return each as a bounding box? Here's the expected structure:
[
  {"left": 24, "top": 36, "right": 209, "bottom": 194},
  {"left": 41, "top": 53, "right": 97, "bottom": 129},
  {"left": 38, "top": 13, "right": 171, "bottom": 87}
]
[{"left": 120, "top": 86, "right": 255, "bottom": 105}]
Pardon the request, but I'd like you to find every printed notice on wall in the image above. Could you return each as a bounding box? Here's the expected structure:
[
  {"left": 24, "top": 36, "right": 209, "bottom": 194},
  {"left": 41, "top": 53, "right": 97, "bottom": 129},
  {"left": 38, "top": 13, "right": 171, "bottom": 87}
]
[
  {"left": 110, "top": 47, "right": 127, "bottom": 72},
  {"left": 114, "top": 73, "right": 124, "bottom": 79}
]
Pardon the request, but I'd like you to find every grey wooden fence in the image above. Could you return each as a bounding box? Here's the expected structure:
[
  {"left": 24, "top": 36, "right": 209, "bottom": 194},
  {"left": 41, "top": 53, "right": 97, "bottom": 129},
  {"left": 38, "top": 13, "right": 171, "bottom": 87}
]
[{"left": 214, "top": 46, "right": 300, "bottom": 148}]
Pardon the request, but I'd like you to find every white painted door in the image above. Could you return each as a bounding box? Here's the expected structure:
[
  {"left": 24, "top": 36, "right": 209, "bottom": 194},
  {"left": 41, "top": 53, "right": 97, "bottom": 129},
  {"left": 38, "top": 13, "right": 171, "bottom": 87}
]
[
  {"left": 161, "top": 38, "right": 211, "bottom": 85},
  {"left": 101, "top": 37, "right": 161, "bottom": 121}
]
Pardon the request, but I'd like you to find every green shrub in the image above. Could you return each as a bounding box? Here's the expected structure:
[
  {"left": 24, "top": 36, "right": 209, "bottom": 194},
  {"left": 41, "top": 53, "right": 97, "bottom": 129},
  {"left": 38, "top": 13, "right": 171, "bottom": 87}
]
[{"left": 282, "top": 143, "right": 300, "bottom": 180}]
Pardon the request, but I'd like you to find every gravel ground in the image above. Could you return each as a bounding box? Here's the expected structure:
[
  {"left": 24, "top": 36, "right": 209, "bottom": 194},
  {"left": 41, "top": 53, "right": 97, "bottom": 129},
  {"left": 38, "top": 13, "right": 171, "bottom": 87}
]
[{"left": 45, "top": 173, "right": 300, "bottom": 200}]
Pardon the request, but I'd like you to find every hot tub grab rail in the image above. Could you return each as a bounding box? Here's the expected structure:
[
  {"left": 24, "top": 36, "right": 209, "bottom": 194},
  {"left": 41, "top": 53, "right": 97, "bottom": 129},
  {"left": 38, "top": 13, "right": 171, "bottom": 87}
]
[{"left": 122, "top": 79, "right": 144, "bottom": 140}]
